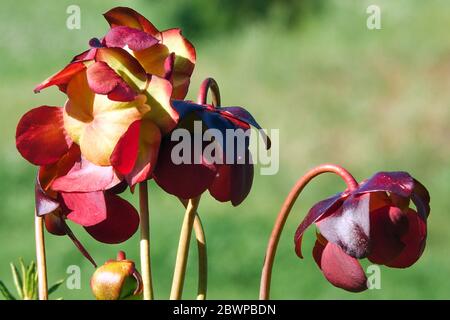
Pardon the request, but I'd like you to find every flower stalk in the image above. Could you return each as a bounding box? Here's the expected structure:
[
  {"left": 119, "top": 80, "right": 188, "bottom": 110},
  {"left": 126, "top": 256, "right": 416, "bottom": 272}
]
[
  {"left": 34, "top": 214, "right": 48, "bottom": 300},
  {"left": 170, "top": 196, "right": 201, "bottom": 300},
  {"left": 259, "top": 164, "right": 357, "bottom": 300},
  {"left": 179, "top": 198, "right": 208, "bottom": 300},
  {"left": 139, "top": 181, "right": 154, "bottom": 300}
]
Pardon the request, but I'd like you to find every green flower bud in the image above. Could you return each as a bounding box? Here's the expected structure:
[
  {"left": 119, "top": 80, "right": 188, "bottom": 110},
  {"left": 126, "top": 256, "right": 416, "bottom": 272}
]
[{"left": 90, "top": 251, "right": 142, "bottom": 300}]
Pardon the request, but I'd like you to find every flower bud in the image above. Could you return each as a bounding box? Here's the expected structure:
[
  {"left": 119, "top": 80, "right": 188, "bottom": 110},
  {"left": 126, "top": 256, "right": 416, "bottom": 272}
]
[{"left": 90, "top": 251, "right": 142, "bottom": 300}]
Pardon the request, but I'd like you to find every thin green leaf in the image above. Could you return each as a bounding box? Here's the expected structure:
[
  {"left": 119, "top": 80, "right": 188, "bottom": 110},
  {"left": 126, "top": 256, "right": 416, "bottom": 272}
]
[
  {"left": 25, "top": 261, "right": 36, "bottom": 299},
  {"left": 48, "top": 279, "right": 65, "bottom": 296},
  {"left": 0, "top": 281, "right": 16, "bottom": 300},
  {"left": 10, "top": 262, "right": 24, "bottom": 299}
]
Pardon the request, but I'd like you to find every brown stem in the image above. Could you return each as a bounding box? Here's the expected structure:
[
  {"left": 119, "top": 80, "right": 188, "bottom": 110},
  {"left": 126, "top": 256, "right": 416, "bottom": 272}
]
[
  {"left": 197, "top": 77, "right": 221, "bottom": 107},
  {"left": 259, "top": 164, "right": 358, "bottom": 300},
  {"left": 139, "top": 181, "right": 154, "bottom": 300},
  {"left": 35, "top": 214, "right": 48, "bottom": 300}
]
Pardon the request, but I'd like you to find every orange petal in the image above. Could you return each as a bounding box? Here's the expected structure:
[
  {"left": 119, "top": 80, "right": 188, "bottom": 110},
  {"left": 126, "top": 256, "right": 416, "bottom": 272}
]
[{"left": 64, "top": 70, "right": 150, "bottom": 166}]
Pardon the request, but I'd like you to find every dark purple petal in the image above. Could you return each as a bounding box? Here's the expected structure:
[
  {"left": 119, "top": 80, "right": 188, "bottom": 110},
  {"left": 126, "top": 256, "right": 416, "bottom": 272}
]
[
  {"left": 411, "top": 178, "right": 430, "bottom": 220},
  {"left": 355, "top": 171, "right": 414, "bottom": 198},
  {"left": 35, "top": 176, "right": 59, "bottom": 216},
  {"left": 316, "top": 194, "right": 371, "bottom": 259},
  {"left": 171, "top": 100, "right": 204, "bottom": 119},
  {"left": 294, "top": 193, "right": 344, "bottom": 258},
  {"left": 220, "top": 106, "right": 271, "bottom": 149}
]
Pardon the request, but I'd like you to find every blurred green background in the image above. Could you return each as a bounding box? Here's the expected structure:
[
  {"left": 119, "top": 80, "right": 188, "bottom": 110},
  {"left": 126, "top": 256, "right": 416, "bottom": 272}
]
[{"left": 1, "top": 0, "right": 449, "bottom": 299}]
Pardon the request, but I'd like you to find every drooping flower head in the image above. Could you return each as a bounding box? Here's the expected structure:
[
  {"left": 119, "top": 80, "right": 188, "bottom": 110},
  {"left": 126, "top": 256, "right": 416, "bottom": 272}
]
[
  {"left": 153, "top": 100, "right": 270, "bottom": 206},
  {"left": 295, "top": 172, "right": 430, "bottom": 292}
]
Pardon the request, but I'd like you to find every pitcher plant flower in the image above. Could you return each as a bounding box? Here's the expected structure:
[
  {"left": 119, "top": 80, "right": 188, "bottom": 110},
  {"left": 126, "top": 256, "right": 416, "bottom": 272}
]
[
  {"left": 260, "top": 164, "right": 430, "bottom": 298},
  {"left": 153, "top": 99, "right": 270, "bottom": 206},
  {"left": 15, "top": 6, "right": 199, "bottom": 300}
]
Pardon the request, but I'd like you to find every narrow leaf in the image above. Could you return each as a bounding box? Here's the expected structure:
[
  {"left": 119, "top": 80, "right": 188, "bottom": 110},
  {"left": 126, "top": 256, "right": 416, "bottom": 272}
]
[
  {"left": 0, "top": 281, "right": 16, "bottom": 300},
  {"left": 48, "top": 279, "right": 65, "bottom": 296},
  {"left": 10, "top": 262, "right": 24, "bottom": 299}
]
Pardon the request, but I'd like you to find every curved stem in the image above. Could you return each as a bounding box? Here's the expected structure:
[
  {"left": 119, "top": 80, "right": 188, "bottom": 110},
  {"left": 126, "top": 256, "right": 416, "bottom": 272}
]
[
  {"left": 170, "top": 196, "right": 201, "bottom": 300},
  {"left": 259, "top": 164, "right": 358, "bottom": 300},
  {"left": 179, "top": 198, "right": 207, "bottom": 300},
  {"left": 139, "top": 182, "right": 154, "bottom": 300},
  {"left": 197, "top": 78, "right": 221, "bottom": 107},
  {"left": 35, "top": 214, "right": 48, "bottom": 300}
]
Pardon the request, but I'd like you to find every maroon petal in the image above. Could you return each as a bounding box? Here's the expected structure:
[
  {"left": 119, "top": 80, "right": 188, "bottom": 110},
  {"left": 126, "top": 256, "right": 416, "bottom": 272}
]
[
  {"left": 34, "top": 62, "right": 86, "bottom": 93},
  {"left": 35, "top": 176, "right": 59, "bottom": 216},
  {"left": 316, "top": 194, "right": 371, "bottom": 259},
  {"left": 62, "top": 191, "right": 107, "bottom": 227},
  {"left": 318, "top": 241, "right": 368, "bottom": 292},
  {"left": 209, "top": 161, "right": 254, "bottom": 206},
  {"left": 52, "top": 157, "right": 121, "bottom": 193},
  {"left": 16, "top": 106, "right": 72, "bottom": 166},
  {"left": 86, "top": 61, "right": 136, "bottom": 102},
  {"left": 294, "top": 193, "right": 344, "bottom": 258},
  {"left": 44, "top": 211, "right": 66, "bottom": 236},
  {"left": 153, "top": 137, "right": 216, "bottom": 199},
  {"left": 411, "top": 178, "right": 430, "bottom": 220},
  {"left": 104, "top": 26, "right": 158, "bottom": 51},
  {"left": 356, "top": 171, "right": 414, "bottom": 198},
  {"left": 386, "top": 209, "right": 427, "bottom": 268},
  {"left": 368, "top": 205, "right": 408, "bottom": 265},
  {"left": 84, "top": 193, "right": 139, "bottom": 244}
]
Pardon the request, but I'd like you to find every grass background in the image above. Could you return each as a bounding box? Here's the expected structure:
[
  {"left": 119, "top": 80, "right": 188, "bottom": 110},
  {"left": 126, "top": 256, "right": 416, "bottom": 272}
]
[{"left": 0, "top": 0, "right": 449, "bottom": 299}]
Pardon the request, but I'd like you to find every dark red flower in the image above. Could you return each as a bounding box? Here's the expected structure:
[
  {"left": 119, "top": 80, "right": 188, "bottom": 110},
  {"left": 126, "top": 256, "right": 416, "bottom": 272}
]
[
  {"left": 294, "top": 172, "right": 430, "bottom": 292},
  {"left": 153, "top": 100, "right": 268, "bottom": 206}
]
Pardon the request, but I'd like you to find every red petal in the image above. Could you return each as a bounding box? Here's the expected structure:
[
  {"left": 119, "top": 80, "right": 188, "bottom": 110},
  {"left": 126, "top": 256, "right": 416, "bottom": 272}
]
[
  {"left": 103, "top": 7, "right": 160, "bottom": 37},
  {"left": 110, "top": 120, "right": 141, "bottom": 175},
  {"left": 319, "top": 242, "right": 368, "bottom": 292},
  {"left": 62, "top": 191, "right": 107, "bottom": 227},
  {"left": 294, "top": 193, "right": 344, "bottom": 258},
  {"left": 104, "top": 26, "right": 158, "bottom": 51},
  {"left": 84, "top": 193, "right": 139, "bottom": 244},
  {"left": 368, "top": 206, "right": 407, "bottom": 265},
  {"left": 16, "top": 106, "right": 72, "bottom": 165},
  {"left": 316, "top": 194, "right": 371, "bottom": 259},
  {"left": 34, "top": 62, "right": 86, "bottom": 93},
  {"left": 51, "top": 157, "right": 121, "bottom": 193},
  {"left": 126, "top": 120, "right": 161, "bottom": 187},
  {"left": 312, "top": 239, "right": 325, "bottom": 268},
  {"left": 209, "top": 161, "right": 254, "bottom": 206},
  {"left": 86, "top": 61, "right": 136, "bottom": 102},
  {"left": 386, "top": 209, "right": 427, "bottom": 268},
  {"left": 153, "top": 137, "right": 216, "bottom": 199}
]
